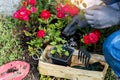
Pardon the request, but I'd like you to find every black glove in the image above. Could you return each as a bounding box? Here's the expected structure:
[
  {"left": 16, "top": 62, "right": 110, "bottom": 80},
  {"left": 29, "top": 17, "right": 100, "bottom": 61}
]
[{"left": 62, "top": 14, "right": 89, "bottom": 36}]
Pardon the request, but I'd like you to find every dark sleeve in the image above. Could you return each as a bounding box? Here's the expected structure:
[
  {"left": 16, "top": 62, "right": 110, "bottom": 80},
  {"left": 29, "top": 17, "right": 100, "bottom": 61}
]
[{"left": 102, "top": 0, "right": 120, "bottom": 5}]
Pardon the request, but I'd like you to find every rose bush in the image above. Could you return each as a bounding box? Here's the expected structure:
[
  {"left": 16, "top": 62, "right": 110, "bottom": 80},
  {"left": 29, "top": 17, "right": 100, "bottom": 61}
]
[{"left": 13, "top": 0, "right": 80, "bottom": 55}]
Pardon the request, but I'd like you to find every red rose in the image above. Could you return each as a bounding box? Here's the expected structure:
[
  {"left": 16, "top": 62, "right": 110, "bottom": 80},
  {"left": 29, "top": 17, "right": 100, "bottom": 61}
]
[
  {"left": 40, "top": 10, "right": 51, "bottom": 20},
  {"left": 88, "top": 33, "right": 99, "bottom": 44},
  {"left": 83, "top": 32, "right": 100, "bottom": 45},
  {"left": 56, "top": 11, "right": 65, "bottom": 18},
  {"left": 37, "top": 30, "right": 45, "bottom": 38},
  {"left": 83, "top": 35, "right": 91, "bottom": 45},
  {"left": 62, "top": 4, "right": 71, "bottom": 13},
  {"left": 92, "top": 29, "right": 101, "bottom": 38},
  {"left": 69, "top": 6, "right": 79, "bottom": 16},
  {"left": 29, "top": 0, "right": 36, "bottom": 5},
  {"left": 13, "top": 7, "right": 31, "bottom": 21}
]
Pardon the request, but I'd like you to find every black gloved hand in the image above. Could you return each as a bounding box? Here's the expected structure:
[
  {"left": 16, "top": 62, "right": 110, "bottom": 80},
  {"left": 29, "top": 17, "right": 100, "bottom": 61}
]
[{"left": 62, "top": 14, "right": 89, "bottom": 36}]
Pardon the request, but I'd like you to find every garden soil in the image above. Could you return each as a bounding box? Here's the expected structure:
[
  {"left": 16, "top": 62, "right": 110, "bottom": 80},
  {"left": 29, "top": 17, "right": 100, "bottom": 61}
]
[{"left": 23, "top": 52, "right": 40, "bottom": 80}]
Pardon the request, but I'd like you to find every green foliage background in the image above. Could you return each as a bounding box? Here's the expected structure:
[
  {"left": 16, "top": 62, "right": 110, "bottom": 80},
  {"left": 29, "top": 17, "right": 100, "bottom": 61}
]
[{"left": 0, "top": 16, "right": 23, "bottom": 65}]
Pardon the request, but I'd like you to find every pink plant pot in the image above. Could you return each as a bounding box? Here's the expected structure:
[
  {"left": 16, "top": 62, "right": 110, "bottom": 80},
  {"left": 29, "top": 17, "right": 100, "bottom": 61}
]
[{"left": 0, "top": 61, "right": 30, "bottom": 80}]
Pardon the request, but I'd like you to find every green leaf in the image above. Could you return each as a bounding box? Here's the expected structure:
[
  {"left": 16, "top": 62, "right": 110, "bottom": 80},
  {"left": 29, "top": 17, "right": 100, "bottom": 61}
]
[
  {"left": 50, "top": 42, "right": 56, "bottom": 45},
  {"left": 65, "top": 51, "right": 69, "bottom": 56},
  {"left": 23, "top": 30, "right": 32, "bottom": 36},
  {"left": 56, "top": 37, "right": 61, "bottom": 41},
  {"left": 81, "top": 38, "right": 84, "bottom": 43},
  {"left": 28, "top": 46, "right": 35, "bottom": 55},
  {"left": 50, "top": 50, "right": 56, "bottom": 54},
  {"left": 57, "top": 49, "right": 61, "bottom": 54}
]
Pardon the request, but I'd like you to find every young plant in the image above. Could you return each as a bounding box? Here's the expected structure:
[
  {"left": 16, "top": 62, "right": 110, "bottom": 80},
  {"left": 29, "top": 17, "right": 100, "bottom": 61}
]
[
  {"left": 50, "top": 45, "right": 69, "bottom": 57},
  {"left": 49, "top": 45, "right": 74, "bottom": 66}
]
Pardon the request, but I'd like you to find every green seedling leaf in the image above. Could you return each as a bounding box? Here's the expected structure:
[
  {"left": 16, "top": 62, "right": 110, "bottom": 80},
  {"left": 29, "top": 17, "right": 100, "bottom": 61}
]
[
  {"left": 50, "top": 42, "right": 56, "bottom": 45},
  {"left": 57, "top": 49, "right": 61, "bottom": 54},
  {"left": 65, "top": 51, "right": 69, "bottom": 56},
  {"left": 50, "top": 50, "right": 56, "bottom": 54}
]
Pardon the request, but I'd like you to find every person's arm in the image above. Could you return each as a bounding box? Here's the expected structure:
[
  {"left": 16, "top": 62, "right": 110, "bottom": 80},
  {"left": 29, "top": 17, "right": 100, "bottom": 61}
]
[{"left": 84, "top": 4, "right": 120, "bottom": 29}]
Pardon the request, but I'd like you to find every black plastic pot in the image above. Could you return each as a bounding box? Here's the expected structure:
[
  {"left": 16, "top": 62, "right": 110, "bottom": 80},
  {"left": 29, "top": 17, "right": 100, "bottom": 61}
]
[{"left": 49, "top": 47, "right": 74, "bottom": 66}]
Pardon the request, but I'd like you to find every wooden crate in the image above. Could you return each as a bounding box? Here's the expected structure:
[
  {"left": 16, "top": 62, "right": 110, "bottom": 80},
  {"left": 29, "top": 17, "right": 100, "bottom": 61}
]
[{"left": 38, "top": 45, "right": 108, "bottom": 80}]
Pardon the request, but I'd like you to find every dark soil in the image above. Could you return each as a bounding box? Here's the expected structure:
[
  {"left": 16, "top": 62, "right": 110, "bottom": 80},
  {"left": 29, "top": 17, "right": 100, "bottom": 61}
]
[
  {"left": 7, "top": 67, "right": 18, "bottom": 73},
  {"left": 52, "top": 53, "right": 69, "bottom": 60},
  {"left": 22, "top": 51, "right": 40, "bottom": 80},
  {"left": 20, "top": 32, "right": 40, "bottom": 80}
]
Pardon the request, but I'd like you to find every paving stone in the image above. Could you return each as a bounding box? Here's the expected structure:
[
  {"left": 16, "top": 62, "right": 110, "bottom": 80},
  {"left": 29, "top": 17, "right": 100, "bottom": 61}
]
[{"left": 0, "top": 0, "right": 21, "bottom": 17}]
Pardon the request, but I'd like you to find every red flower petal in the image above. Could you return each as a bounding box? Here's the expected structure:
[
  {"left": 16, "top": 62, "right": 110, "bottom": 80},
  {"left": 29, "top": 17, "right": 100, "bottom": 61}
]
[
  {"left": 56, "top": 11, "right": 65, "bottom": 18},
  {"left": 92, "top": 29, "right": 101, "bottom": 38},
  {"left": 69, "top": 6, "right": 79, "bottom": 16},
  {"left": 62, "top": 4, "right": 71, "bottom": 13},
  {"left": 83, "top": 35, "right": 91, "bottom": 45},
  {"left": 88, "top": 33, "right": 99, "bottom": 44},
  {"left": 40, "top": 10, "right": 51, "bottom": 20},
  {"left": 29, "top": 0, "right": 36, "bottom": 5},
  {"left": 37, "top": 30, "right": 46, "bottom": 38}
]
